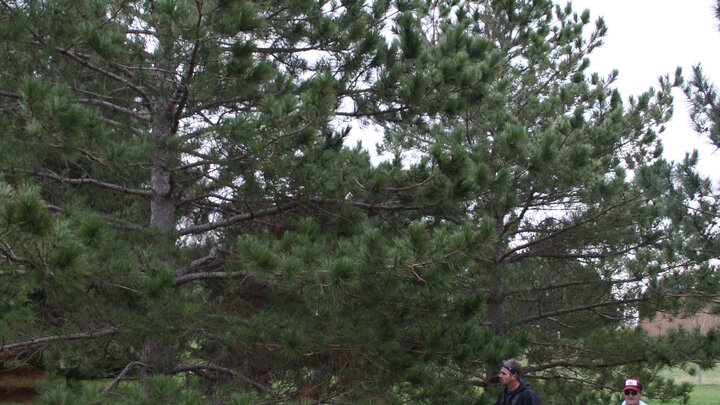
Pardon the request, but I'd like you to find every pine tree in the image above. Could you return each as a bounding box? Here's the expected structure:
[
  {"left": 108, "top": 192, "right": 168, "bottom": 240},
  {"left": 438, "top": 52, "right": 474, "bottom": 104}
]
[
  {"left": 2, "top": 1, "right": 719, "bottom": 404},
  {"left": 370, "top": 1, "right": 719, "bottom": 403},
  {"left": 684, "top": 0, "right": 720, "bottom": 151},
  {"left": 0, "top": 0, "right": 471, "bottom": 402}
]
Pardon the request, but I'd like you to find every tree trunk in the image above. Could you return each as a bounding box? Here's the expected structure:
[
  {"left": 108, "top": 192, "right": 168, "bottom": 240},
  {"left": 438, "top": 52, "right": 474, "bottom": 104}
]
[
  {"left": 150, "top": 111, "right": 175, "bottom": 231},
  {"left": 142, "top": 105, "right": 178, "bottom": 386}
]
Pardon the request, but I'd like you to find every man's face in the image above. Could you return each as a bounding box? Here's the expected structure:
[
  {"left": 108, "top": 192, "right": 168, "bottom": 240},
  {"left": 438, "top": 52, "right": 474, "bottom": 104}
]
[
  {"left": 623, "top": 388, "right": 642, "bottom": 405},
  {"left": 498, "top": 367, "right": 515, "bottom": 387}
]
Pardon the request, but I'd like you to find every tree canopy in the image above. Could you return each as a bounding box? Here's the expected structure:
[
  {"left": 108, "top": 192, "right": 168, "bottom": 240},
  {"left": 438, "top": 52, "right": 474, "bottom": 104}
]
[{"left": 1, "top": 0, "right": 719, "bottom": 404}]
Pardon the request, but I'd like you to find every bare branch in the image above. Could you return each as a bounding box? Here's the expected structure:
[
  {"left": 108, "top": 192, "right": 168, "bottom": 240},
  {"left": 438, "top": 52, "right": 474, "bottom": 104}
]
[
  {"left": 99, "top": 361, "right": 148, "bottom": 397},
  {"left": 0, "top": 326, "right": 117, "bottom": 353},
  {"left": 174, "top": 271, "right": 248, "bottom": 287}
]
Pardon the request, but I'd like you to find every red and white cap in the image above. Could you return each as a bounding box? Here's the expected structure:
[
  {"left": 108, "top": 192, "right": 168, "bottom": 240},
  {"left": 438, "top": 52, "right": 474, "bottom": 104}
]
[{"left": 623, "top": 378, "right": 642, "bottom": 392}]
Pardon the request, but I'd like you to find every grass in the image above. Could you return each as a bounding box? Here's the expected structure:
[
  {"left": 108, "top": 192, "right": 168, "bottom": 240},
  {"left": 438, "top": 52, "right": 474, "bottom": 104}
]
[
  {"left": 658, "top": 365, "right": 720, "bottom": 405},
  {"left": 3, "top": 366, "right": 720, "bottom": 404}
]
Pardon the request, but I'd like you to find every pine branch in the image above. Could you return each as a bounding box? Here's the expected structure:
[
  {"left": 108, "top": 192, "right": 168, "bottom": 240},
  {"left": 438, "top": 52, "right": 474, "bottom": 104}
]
[
  {"left": 335, "top": 105, "right": 409, "bottom": 118},
  {"left": 169, "top": 0, "right": 204, "bottom": 131},
  {"left": 646, "top": 287, "right": 720, "bottom": 301},
  {"left": 255, "top": 45, "right": 325, "bottom": 53},
  {"left": 173, "top": 363, "right": 272, "bottom": 394},
  {"left": 173, "top": 363, "right": 236, "bottom": 377},
  {"left": 181, "top": 95, "right": 256, "bottom": 119},
  {"left": 86, "top": 214, "right": 146, "bottom": 232},
  {"left": 99, "top": 116, "right": 144, "bottom": 135},
  {"left": 177, "top": 201, "right": 299, "bottom": 236},
  {"left": 352, "top": 174, "right": 437, "bottom": 193},
  {"left": 0, "top": 270, "right": 28, "bottom": 276},
  {"left": 175, "top": 246, "right": 221, "bottom": 277},
  {"left": 55, "top": 47, "right": 152, "bottom": 106},
  {"left": 503, "top": 188, "right": 535, "bottom": 235},
  {"left": 518, "top": 297, "right": 645, "bottom": 324},
  {"left": 527, "top": 373, "right": 609, "bottom": 390},
  {"left": 499, "top": 195, "right": 643, "bottom": 262},
  {"left": 310, "top": 197, "right": 434, "bottom": 212},
  {"left": 16, "top": 169, "right": 152, "bottom": 197},
  {"left": 0, "top": 240, "right": 27, "bottom": 264},
  {"left": 0, "top": 90, "right": 20, "bottom": 99},
  {"left": 531, "top": 340, "right": 607, "bottom": 356},
  {"left": 525, "top": 277, "right": 639, "bottom": 293},
  {"left": 77, "top": 98, "right": 150, "bottom": 121},
  {"left": 0, "top": 326, "right": 117, "bottom": 353},
  {"left": 509, "top": 239, "right": 656, "bottom": 264},
  {"left": 174, "top": 271, "right": 248, "bottom": 286}
]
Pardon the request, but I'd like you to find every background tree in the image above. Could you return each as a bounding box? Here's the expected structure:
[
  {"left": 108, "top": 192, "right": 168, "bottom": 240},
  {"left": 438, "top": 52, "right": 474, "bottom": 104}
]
[{"left": 372, "top": 0, "right": 720, "bottom": 403}]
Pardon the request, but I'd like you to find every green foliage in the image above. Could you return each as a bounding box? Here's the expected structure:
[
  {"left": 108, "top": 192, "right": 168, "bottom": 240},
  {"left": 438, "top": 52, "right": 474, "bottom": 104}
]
[
  {"left": 4, "top": 184, "right": 53, "bottom": 236},
  {"left": 1, "top": 0, "right": 719, "bottom": 404}
]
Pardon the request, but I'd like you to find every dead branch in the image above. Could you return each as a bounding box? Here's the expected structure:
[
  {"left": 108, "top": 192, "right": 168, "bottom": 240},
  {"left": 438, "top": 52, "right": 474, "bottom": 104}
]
[{"left": 99, "top": 361, "right": 148, "bottom": 397}]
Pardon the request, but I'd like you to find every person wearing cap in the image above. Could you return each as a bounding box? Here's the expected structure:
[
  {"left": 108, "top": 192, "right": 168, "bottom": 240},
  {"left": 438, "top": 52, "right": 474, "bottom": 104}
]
[
  {"left": 496, "top": 359, "right": 541, "bottom": 405},
  {"left": 621, "top": 378, "right": 647, "bottom": 405}
]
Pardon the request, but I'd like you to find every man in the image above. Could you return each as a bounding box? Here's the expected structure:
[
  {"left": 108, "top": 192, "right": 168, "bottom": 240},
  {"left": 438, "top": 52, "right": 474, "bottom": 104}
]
[
  {"left": 620, "top": 378, "right": 647, "bottom": 405},
  {"left": 496, "top": 359, "right": 541, "bottom": 405}
]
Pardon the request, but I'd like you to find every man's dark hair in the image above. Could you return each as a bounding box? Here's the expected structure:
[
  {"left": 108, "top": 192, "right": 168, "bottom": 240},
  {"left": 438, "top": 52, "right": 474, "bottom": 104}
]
[{"left": 502, "top": 359, "right": 524, "bottom": 378}]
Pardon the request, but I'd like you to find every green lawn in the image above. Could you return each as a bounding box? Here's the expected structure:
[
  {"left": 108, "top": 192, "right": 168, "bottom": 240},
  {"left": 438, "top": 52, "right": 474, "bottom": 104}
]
[{"left": 658, "top": 365, "right": 720, "bottom": 405}]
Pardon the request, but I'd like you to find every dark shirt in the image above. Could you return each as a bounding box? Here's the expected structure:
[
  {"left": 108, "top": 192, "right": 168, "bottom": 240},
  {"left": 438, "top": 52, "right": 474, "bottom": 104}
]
[{"left": 496, "top": 383, "right": 541, "bottom": 405}]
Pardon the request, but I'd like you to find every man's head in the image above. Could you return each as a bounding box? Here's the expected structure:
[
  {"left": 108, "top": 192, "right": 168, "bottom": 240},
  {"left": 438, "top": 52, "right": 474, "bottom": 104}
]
[
  {"left": 498, "top": 359, "right": 523, "bottom": 390},
  {"left": 622, "top": 378, "right": 643, "bottom": 405}
]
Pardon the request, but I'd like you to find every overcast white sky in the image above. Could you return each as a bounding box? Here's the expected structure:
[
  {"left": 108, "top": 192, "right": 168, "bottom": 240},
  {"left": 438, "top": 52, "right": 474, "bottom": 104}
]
[{"left": 569, "top": 0, "right": 720, "bottom": 183}]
